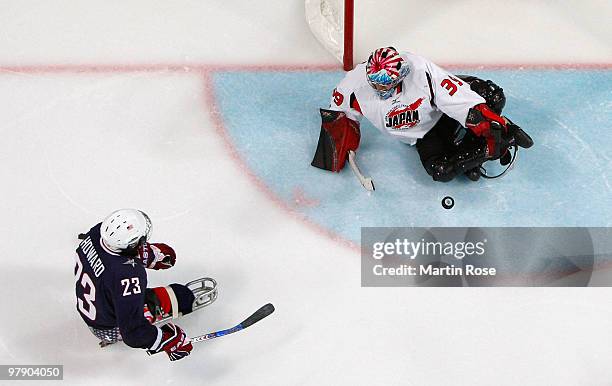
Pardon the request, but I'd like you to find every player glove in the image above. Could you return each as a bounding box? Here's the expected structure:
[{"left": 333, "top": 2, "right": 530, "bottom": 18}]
[
  {"left": 138, "top": 243, "right": 176, "bottom": 270},
  {"left": 148, "top": 323, "right": 193, "bottom": 361}
]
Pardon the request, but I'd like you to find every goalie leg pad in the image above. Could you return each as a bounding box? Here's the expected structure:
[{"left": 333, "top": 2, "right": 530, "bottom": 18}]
[
  {"left": 311, "top": 109, "right": 361, "bottom": 172},
  {"left": 424, "top": 142, "right": 489, "bottom": 182}
]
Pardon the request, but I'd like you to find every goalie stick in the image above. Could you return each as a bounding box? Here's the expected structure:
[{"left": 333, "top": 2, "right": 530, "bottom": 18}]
[
  {"left": 348, "top": 150, "right": 375, "bottom": 191},
  {"left": 192, "top": 303, "right": 275, "bottom": 344}
]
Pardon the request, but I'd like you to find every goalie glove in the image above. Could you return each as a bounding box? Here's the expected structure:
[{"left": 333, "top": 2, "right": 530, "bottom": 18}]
[
  {"left": 466, "top": 105, "right": 534, "bottom": 161},
  {"left": 465, "top": 103, "right": 507, "bottom": 136},
  {"left": 311, "top": 109, "right": 361, "bottom": 172},
  {"left": 466, "top": 103, "right": 509, "bottom": 159},
  {"left": 138, "top": 243, "right": 176, "bottom": 270}
]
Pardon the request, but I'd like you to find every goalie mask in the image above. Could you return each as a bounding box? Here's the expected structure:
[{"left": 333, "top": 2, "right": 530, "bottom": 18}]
[{"left": 366, "top": 47, "right": 410, "bottom": 100}]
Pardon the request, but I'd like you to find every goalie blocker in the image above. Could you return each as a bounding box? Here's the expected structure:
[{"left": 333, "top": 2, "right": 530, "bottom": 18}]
[{"left": 311, "top": 109, "right": 361, "bottom": 172}]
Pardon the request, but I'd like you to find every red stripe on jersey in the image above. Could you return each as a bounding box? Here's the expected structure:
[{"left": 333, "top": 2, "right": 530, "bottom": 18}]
[{"left": 350, "top": 93, "right": 362, "bottom": 114}]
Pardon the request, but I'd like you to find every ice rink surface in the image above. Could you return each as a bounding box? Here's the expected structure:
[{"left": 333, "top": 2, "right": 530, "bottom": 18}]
[
  {"left": 1, "top": 1, "right": 611, "bottom": 385},
  {"left": 215, "top": 69, "right": 612, "bottom": 242}
]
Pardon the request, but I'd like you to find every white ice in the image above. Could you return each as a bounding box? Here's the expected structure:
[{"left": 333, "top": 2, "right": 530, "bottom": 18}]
[{"left": 0, "top": 1, "right": 611, "bottom": 385}]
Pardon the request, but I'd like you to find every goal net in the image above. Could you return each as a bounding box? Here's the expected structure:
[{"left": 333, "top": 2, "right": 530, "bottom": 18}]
[{"left": 305, "top": 0, "right": 354, "bottom": 71}]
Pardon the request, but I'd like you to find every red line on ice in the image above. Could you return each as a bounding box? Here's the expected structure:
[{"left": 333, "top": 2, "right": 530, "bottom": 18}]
[
  {"left": 1, "top": 62, "right": 610, "bottom": 74},
  {"left": 200, "top": 70, "right": 358, "bottom": 252},
  {"left": 0, "top": 61, "right": 609, "bottom": 252}
]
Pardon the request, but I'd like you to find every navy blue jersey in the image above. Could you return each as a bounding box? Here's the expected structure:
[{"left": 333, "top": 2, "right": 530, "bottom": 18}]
[{"left": 74, "top": 223, "right": 160, "bottom": 349}]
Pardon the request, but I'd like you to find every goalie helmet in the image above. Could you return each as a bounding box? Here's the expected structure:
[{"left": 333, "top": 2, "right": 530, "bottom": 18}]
[
  {"left": 366, "top": 47, "right": 410, "bottom": 99},
  {"left": 101, "top": 209, "right": 152, "bottom": 253}
]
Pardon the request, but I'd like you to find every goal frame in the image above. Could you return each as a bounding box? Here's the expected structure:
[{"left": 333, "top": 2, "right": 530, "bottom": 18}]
[
  {"left": 343, "top": 0, "right": 354, "bottom": 70},
  {"left": 305, "top": 0, "right": 355, "bottom": 71}
]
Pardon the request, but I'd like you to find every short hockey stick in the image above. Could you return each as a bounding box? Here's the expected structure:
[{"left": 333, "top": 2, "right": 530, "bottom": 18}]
[
  {"left": 190, "top": 303, "right": 275, "bottom": 344},
  {"left": 347, "top": 150, "right": 375, "bottom": 191},
  {"left": 148, "top": 303, "right": 275, "bottom": 355}
]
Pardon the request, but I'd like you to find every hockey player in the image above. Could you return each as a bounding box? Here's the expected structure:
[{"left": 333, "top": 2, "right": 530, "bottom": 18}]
[
  {"left": 311, "top": 47, "right": 533, "bottom": 182},
  {"left": 74, "top": 209, "right": 201, "bottom": 361}
]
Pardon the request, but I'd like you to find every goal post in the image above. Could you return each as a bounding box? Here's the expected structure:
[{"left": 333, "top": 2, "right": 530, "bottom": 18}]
[
  {"left": 343, "top": 0, "right": 353, "bottom": 71},
  {"left": 305, "top": 0, "right": 354, "bottom": 70}
]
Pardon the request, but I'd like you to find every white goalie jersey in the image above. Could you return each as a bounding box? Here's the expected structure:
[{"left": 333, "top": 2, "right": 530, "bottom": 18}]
[{"left": 328, "top": 52, "right": 486, "bottom": 145}]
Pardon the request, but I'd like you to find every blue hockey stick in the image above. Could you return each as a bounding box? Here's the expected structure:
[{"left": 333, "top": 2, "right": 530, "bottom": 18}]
[
  {"left": 148, "top": 303, "right": 275, "bottom": 355},
  {"left": 190, "top": 303, "right": 275, "bottom": 344}
]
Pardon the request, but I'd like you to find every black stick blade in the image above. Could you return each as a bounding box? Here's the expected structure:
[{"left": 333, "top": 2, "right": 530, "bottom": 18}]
[{"left": 240, "top": 303, "right": 275, "bottom": 328}]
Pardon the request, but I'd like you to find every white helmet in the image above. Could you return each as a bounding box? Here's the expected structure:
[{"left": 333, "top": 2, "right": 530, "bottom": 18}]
[{"left": 100, "top": 209, "right": 152, "bottom": 252}]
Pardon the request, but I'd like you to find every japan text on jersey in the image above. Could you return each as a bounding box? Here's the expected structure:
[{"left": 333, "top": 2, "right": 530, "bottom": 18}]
[{"left": 329, "top": 52, "right": 485, "bottom": 145}]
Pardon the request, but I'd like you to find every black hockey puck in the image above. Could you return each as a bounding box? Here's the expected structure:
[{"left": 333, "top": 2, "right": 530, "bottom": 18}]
[{"left": 442, "top": 196, "right": 454, "bottom": 209}]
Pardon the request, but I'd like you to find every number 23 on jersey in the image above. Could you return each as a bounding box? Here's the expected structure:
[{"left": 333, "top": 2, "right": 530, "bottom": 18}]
[{"left": 74, "top": 255, "right": 142, "bottom": 322}]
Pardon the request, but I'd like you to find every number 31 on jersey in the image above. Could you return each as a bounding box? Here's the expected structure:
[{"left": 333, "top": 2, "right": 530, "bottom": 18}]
[{"left": 440, "top": 76, "right": 464, "bottom": 96}]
